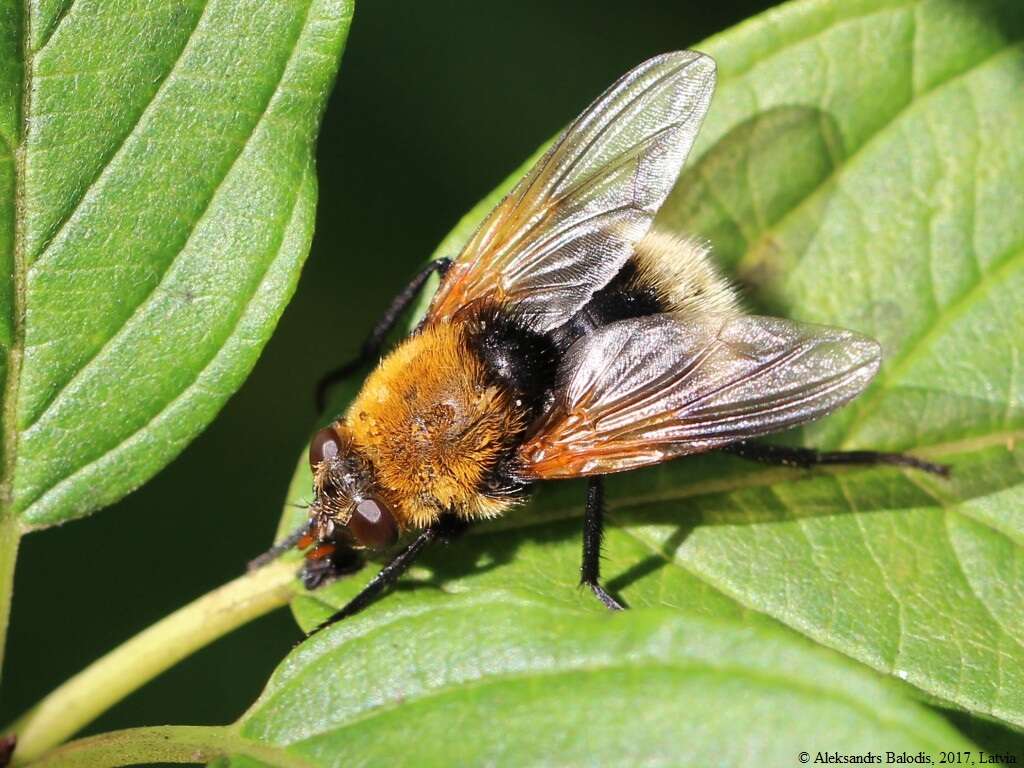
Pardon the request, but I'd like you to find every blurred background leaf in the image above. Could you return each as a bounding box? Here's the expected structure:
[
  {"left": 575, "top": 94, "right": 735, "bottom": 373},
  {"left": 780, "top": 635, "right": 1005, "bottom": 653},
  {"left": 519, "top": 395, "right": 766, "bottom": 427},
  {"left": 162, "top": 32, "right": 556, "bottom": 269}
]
[{"left": 269, "top": 0, "right": 1024, "bottom": 755}]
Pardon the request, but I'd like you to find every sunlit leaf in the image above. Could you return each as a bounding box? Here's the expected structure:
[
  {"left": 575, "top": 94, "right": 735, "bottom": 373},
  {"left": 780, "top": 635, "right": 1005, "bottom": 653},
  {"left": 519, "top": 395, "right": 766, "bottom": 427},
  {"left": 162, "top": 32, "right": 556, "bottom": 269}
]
[
  {"left": 237, "top": 597, "right": 973, "bottom": 766},
  {"left": 268, "top": 0, "right": 1024, "bottom": 754},
  {"left": 0, "top": 0, "right": 353, "bottom": 531}
]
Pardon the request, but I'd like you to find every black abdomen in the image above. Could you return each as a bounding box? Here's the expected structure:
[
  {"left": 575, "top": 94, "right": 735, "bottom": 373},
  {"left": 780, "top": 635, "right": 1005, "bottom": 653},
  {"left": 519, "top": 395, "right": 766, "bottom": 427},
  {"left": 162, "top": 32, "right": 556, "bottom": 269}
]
[
  {"left": 467, "top": 256, "right": 666, "bottom": 496},
  {"left": 469, "top": 257, "right": 667, "bottom": 416},
  {"left": 549, "top": 259, "right": 666, "bottom": 351},
  {"left": 467, "top": 304, "right": 559, "bottom": 421}
]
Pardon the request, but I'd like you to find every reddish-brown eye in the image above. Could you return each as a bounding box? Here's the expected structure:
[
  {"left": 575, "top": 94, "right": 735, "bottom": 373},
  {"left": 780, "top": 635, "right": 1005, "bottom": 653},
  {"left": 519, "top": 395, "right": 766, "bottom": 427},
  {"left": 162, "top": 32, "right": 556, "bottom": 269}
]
[
  {"left": 347, "top": 497, "right": 399, "bottom": 549},
  {"left": 309, "top": 427, "right": 342, "bottom": 469}
]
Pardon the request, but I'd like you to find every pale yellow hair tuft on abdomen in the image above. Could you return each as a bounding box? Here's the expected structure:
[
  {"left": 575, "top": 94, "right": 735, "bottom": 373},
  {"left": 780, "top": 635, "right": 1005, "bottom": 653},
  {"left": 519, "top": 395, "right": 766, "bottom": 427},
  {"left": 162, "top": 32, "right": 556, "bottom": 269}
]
[{"left": 633, "top": 230, "right": 740, "bottom": 319}]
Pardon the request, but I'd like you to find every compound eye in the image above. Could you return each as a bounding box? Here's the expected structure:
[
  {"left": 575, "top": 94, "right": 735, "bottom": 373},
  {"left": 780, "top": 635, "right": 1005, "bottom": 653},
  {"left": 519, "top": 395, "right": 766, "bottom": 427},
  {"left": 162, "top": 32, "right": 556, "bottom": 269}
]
[
  {"left": 309, "top": 427, "right": 343, "bottom": 469},
  {"left": 347, "top": 497, "right": 399, "bottom": 549}
]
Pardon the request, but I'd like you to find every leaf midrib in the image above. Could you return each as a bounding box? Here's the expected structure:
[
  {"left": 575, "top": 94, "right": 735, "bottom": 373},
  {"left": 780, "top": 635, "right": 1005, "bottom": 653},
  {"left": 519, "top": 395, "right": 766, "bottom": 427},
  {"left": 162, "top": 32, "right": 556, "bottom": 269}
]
[
  {"left": 1, "top": 1, "right": 30, "bottom": 524},
  {"left": 480, "top": 429, "right": 1021, "bottom": 537}
]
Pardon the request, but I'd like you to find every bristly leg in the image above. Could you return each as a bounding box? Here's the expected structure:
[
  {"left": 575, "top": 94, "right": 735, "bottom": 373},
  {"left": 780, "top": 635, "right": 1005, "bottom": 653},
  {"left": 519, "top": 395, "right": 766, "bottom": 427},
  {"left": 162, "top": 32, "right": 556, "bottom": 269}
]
[
  {"left": 247, "top": 520, "right": 365, "bottom": 588},
  {"left": 300, "top": 544, "right": 365, "bottom": 590},
  {"left": 247, "top": 520, "right": 312, "bottom": 571},
  {"left": 722, "top": 440, "right": 950, "bottom": 477},
  {"left": 581, "top": 476, "right": 626, "bottom": 611},
  {"left": 307, "top": 515, "right": 469, "bottom": 636},
  {"left": 314, "top": 257, "right": 452, "bottom": 412}
]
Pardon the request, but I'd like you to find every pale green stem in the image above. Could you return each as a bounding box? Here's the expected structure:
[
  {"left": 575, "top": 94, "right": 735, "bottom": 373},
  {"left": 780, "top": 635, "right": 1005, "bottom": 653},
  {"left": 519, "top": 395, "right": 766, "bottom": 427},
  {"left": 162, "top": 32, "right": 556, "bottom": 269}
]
[
  {"left": 0, "top": 516, "right": 21, "bottom": 683},
  {"left": 8, "top": 558, "right": 299, "bottom": 765},
  {"left": 20, "top": 725, "right": 315, "bottom": 768}
]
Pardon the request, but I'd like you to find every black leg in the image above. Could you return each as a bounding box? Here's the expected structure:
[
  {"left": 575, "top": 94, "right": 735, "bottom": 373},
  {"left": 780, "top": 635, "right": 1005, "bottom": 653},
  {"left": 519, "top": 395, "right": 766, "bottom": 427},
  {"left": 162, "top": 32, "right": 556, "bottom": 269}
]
[
  {"left": 247, "top": 521, "right": 311, "bottom": 571},
  {"left": 580, "top": 476, "right": 625, "bottom": 611},
  {"left": 307, "top": 515, "right": 470, "bottom": 636},
  {"left": 300, "top": 546, "right": 364, "bottom": 590},
  {"left": 315, "top": 257, "right": 452, "bottom": 412},
  {"left": 248, "top": 520, "right": 365, "bottom": 588},
  {"left": 722, "top": 440, "right": 950, "bottom": 477}
]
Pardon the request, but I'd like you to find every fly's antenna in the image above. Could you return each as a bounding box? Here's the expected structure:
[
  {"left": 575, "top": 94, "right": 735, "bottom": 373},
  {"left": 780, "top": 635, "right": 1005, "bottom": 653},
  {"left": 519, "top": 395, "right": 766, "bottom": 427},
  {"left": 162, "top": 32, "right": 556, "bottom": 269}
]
[{"left": 247, "top": 520, "right": 312, "bottom": 571}]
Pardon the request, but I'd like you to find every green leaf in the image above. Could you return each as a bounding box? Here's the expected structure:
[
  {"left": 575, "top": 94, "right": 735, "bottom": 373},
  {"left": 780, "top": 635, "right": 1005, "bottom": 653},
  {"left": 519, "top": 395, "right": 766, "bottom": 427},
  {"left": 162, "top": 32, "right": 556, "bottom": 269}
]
[
  {"left": 272, "top": 0, "right": 1024, "bottom": 746},
  {"left": 19, "top": 725, "right": 318, "bottom": 768},
  {"left": 0, "top": 0, "right": 353, "bottom": 530},
  {"left": 236, "top": 597, "right": 973, "bottom": 766}
]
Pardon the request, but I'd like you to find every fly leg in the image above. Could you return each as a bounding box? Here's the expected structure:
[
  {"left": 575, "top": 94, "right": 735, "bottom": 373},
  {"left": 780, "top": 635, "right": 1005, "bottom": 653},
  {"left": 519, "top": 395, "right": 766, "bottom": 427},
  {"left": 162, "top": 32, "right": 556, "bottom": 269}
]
[
  {"left": 580, "top": 476, "right": 626, "bottom": 611},
  {"left": 722, "top": 440, "right": 950, "bottom": 477},
  {"left": 248, "top": 520, "right": 363, "bottom": 589},
  {"left": 299, "top": 543, "right": 364, "bottom": 590},
  {"left": 247, "top": 520, "right": 312, "bottom": 571},
  {"left": 315, "top": 257, "right": 452, "bottom": 412},
  {"left": 307, "top": 515, "right": 468, "bottom": 636}
]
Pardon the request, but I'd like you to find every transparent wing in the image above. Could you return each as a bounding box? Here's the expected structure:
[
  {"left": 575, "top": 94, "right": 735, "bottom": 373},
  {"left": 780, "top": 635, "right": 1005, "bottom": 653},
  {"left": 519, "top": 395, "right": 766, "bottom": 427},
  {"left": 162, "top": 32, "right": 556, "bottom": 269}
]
[
  {"left": 427, "top": 51, "right": 716, "bottom": 332},
  {"left": 518, "top": 314, "right": 881, "bottom": 479}
]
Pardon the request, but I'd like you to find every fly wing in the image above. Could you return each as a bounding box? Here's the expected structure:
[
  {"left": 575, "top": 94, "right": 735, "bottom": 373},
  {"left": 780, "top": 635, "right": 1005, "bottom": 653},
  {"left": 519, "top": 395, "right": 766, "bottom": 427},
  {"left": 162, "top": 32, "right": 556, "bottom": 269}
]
[
  {"left": 518, "top": 314, "right": 881, "bottom": 479},
  {"left": 426, "top": 51, "right": 716, "bottom": 332}
]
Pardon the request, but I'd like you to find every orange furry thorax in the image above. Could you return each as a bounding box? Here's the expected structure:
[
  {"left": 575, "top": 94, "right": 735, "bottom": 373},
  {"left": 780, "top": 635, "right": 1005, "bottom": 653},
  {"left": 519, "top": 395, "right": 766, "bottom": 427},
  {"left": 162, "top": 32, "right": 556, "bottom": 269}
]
[{"left": 343, "top": 322, "right": 525, "bottom": 529}]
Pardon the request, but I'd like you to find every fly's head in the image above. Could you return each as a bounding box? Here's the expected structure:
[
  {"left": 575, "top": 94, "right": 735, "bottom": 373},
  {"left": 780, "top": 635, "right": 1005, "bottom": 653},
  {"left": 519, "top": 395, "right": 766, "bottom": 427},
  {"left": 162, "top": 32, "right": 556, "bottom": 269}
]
[{"left": 307, "top": 425, "right": 400, "bottom": 550}]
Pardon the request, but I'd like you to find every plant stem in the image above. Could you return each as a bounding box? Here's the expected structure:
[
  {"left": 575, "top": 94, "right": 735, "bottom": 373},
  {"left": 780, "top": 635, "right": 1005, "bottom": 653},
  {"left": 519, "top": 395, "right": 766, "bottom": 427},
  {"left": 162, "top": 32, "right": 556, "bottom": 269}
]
[
  {"left": 20, "top": 724, "right": 315, "bottom": 768},
  {"left": 0, "top": 516, "right": 20, "bottom": 683},
  {"left": 7, "top": 558, "right": 300, "bottom": 765}
]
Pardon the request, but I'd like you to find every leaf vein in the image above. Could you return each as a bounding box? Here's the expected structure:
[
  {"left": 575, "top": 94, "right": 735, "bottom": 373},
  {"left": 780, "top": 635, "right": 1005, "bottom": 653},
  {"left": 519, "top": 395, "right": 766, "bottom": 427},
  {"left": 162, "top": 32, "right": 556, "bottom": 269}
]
[
  {"left": 737, "top": 42, "right": 1023, "bottom": 287},
  {"left": 19, "top": 155, "right": 310, "bottom": 519},
  {"left": 841, "top": 240, "right": 1024, "bottom": 447},
  {"left": 19, "top": 1, "right": 314, "bottom": 438},
  {"left": 848, "top": 493, "right": 905, "bottom": 671},
  {"left": 34, "top": 0, "right": 77, "bottom": 54},
  {"left": 942, "top": 512, "right": 1015, "bottom": 716},
  {"left": 26, "top": 0, "right": 209, "bottom": 269}
]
